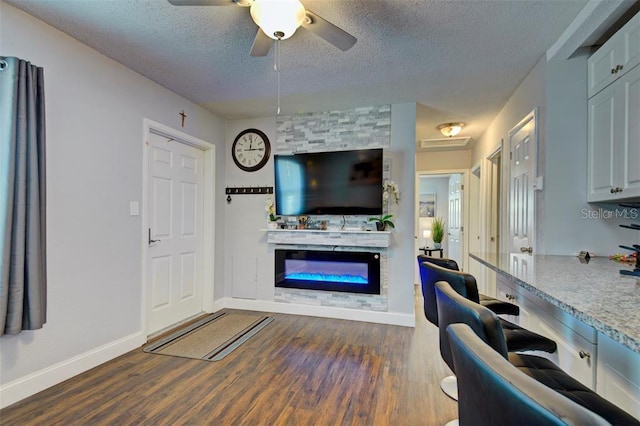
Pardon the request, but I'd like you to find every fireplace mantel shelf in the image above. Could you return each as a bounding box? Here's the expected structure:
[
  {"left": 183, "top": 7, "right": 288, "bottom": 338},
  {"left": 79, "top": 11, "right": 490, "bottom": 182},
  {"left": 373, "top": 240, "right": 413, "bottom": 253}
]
[
  {"left": 262, "top": 229, "right": 391, "bottom": 248},
  {"left": 260, "top": 229, "right": 391, "bottom": 234}
]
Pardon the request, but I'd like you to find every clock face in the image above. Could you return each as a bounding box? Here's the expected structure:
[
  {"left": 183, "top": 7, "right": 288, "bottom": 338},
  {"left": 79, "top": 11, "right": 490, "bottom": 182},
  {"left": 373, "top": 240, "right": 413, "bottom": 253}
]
[{"left": 231, "top": 129, "right": 271, "bottom": 172}]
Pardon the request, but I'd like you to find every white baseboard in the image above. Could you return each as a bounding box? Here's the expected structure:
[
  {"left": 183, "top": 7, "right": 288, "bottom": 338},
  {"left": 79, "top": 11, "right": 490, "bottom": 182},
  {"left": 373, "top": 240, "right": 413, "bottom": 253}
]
[
  {"left": 0, "top": 331, "right": 145, "bottom": 409},
  {"left": 211, "top": 297, "right": 416, "bottom": 327}
]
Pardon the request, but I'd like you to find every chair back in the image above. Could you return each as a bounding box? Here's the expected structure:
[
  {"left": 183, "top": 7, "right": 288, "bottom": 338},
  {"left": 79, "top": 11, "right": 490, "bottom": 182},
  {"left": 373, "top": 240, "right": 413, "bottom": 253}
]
[
  {"left": 417, "top": 259, "right": 481, "bottom": 326},
  {"left": 434, "top": 280, "right": 508, "bottom": 372},
  {"left": 447, "top": 323, "right": 610, "bottom": 426},
  {"left": 417, "top": 254, "right": 459, "bottom": 271}
]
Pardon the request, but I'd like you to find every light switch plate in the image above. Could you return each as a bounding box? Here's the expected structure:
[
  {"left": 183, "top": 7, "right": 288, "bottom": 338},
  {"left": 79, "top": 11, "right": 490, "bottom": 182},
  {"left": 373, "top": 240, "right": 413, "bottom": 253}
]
[{"left": 129, "top": 201, "right": 139, "bottom": 216}]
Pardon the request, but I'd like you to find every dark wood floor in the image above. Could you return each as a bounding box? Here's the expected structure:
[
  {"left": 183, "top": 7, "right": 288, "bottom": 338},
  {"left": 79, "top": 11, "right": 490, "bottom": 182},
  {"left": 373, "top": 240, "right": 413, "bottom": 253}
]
[{"left": 1, "top": 289, "right": 457, "bottom": 425}]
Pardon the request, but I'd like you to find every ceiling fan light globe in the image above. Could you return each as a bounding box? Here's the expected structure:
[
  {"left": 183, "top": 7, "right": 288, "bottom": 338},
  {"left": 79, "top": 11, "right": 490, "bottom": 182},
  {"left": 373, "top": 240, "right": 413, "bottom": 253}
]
[{"left": 250, "top": 0, "right": 306, "bottom": 40}]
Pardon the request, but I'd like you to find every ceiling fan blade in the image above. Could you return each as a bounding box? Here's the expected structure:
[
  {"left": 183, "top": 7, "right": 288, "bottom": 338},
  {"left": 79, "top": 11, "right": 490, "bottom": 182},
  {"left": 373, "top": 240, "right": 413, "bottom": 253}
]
[
  {"left": 302, "top": 10, "right": 356, "bottom": 51},
  {"left": 167, "top": 0, "right": 245, "bottom": 6},
  {"left": 250, "top": 29, "right": 273, "bottom": 57}
]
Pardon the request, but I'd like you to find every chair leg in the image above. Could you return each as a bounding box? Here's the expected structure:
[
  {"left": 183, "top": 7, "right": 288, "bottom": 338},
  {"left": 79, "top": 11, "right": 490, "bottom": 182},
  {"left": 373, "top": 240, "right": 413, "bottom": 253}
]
[{"left": 440, "top": 375, "right": 458, "bottom": 400}]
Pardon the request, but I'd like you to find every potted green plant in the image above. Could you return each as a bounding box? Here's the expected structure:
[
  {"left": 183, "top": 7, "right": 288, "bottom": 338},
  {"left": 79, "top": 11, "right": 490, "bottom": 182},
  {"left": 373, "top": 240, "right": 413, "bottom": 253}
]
[
  {"left": 431, "top": 217, "right": 445, "bottom": 249},
  {"left": 369, "top": 214, "right": 395, "bottom": 231}
]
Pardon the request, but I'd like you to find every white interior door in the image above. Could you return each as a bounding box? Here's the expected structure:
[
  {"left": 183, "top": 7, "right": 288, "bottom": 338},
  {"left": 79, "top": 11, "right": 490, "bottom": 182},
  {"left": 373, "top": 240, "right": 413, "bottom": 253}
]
[
  {"left": 146, "top": 133, "right": 204, "bottom": 334},
  {"left": 509, "top": 111, "right": 536, "bottom": 254},
  {"left": 448, "top": 174, "right": 463, "bottom": 268}
]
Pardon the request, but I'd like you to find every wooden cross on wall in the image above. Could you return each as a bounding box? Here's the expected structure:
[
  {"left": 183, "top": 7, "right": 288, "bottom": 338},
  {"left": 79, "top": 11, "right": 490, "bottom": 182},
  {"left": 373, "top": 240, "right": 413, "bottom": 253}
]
[{"left": 180, "top": 110, "right": 187, "bottom": 128}]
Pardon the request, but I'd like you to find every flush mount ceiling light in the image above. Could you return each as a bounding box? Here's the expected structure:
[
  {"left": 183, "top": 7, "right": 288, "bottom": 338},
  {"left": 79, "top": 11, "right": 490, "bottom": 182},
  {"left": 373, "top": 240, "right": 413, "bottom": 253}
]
[
  {"left": 438, "top": 122, "right": 465, "bottom": 138},
  {"left": 250, "top": 0, "right": 306, "bottom": 40}
]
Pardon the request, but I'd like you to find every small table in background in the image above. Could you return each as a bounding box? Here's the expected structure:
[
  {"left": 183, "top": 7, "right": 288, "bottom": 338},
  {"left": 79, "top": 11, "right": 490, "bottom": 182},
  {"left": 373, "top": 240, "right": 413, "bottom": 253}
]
[{"left": 419, "top": 247, "right": 443, "bottom": 258}]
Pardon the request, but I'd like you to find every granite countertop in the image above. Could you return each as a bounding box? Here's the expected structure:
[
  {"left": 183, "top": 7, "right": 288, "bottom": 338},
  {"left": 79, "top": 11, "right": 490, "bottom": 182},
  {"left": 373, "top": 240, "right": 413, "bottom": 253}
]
[{"left": 470, "top": 252, "right": 640, "bottom": 354}]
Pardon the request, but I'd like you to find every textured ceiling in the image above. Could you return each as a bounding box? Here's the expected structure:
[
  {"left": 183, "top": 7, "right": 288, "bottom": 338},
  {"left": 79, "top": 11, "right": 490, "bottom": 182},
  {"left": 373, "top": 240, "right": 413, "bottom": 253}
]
[{"left": 7, "top": 0, "right": 596, "bottom": 143}]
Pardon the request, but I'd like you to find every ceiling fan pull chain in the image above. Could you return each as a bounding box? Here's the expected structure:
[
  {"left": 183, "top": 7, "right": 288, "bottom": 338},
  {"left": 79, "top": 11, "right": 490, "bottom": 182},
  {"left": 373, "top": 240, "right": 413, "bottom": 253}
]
[{"left": 275, "top": 38, "right": 281, "bottom": 115}]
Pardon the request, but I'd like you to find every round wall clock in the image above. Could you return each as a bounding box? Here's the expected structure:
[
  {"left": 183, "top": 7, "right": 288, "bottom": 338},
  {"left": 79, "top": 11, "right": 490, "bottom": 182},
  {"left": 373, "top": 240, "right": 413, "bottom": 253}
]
[{"left": 231, "top": 128, "right": 271, "bottom": 172}]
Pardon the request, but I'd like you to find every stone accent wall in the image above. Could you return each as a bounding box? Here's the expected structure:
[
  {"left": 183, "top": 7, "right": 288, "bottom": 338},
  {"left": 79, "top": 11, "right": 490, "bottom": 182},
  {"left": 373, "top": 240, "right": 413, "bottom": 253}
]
[
  {"left": 276, "top": 105, "right": 391, "bottom": 153},
  {"left": 272, "top": 104, "right": 392, "bottom": 312}
]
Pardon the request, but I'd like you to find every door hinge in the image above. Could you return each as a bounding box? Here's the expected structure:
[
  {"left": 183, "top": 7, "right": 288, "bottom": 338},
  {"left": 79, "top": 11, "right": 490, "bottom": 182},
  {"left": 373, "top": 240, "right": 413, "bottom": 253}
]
[
  {"left": 461, "top": 184, "right": 464, "bottom": 190},
  {"left": 510, "top": 151, "right": 513, "bottom": 160}
]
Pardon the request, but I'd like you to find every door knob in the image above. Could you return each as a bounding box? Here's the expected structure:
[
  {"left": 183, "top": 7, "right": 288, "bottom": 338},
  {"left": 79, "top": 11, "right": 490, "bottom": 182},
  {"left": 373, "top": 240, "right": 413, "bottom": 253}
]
[{"left": 520, "top": 246, "right": 533, "bottom": 254}]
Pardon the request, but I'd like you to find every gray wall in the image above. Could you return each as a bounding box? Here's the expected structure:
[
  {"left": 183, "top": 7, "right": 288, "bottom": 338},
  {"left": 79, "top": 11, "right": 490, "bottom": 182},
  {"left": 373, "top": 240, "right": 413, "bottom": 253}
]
[
  {"left": 542, "top": 49, "right": 632, "bottom": 256},
  {"left": 1, "top": 1, "right": 226, "bottom": 402},
  {"left": 472, "top": 46, "right": 635, "bottom": 257}
]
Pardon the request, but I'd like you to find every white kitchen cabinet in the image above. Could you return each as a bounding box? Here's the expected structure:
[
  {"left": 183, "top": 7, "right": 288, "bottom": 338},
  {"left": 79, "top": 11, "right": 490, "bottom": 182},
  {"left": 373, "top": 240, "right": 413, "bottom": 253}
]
[
  {"left": 529, "top": 310, "right": 597, "bottom": 390},
  {"left": 497, "top": 275, "right": 597, "bottom": 389},
  {"left": 588, "top": 11, "right": 640, "bottom": 98},
  {"left": 497, "top": 276, "right": 528, "bottom": 325},
  {"left": 596, "top": 332, "right": 640, "bottom": 419},
  {"left": 587, "top": 63, "right": 640, "bottom": 202}
]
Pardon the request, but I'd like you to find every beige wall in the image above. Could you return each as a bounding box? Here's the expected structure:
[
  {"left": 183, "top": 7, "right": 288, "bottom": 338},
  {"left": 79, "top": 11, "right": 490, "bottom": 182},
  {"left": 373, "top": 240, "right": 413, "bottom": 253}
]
[{"left": 416, "top": 149, "right": 471, "bottom": 172}]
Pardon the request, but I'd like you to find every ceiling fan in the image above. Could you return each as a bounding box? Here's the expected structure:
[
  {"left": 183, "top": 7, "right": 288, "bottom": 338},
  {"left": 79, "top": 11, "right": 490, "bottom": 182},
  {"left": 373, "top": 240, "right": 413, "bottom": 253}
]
[{"left": 167, "top": 0, "right": 357, "bottom": 56}]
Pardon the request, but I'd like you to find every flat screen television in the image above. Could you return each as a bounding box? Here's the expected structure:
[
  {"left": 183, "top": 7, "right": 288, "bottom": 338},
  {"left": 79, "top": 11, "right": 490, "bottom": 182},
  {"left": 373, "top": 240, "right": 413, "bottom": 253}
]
[{"left": 274, "top": 148, "right": 383, "bottom": 215}]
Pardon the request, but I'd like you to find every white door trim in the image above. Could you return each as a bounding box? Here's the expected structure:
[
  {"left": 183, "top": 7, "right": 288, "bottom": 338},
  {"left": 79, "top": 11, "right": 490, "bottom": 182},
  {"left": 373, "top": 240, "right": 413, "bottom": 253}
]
[
  {"left": 141, "top": 119, "right": 216, "bottom": 338},
  {"left": 485, "top": 145, "right": 502, "bottom": 255}
]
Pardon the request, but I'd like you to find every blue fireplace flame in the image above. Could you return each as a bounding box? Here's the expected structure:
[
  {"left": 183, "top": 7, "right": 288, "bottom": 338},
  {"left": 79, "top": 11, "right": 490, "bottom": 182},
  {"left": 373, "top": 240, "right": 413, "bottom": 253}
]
[
  {"left": 276, "top": 250, "right": 380, "bottom": 295},
  {"left": 284, "top": 258, "right": 369, "bottom": 285},
  {"left": 285, "top": 272, "right": 368, "bottom": 284}
]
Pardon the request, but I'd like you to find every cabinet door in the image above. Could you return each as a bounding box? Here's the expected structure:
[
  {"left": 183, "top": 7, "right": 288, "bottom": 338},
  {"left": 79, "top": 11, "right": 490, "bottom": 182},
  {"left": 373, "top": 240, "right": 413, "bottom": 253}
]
[
  {"left": 596, "top": 332, "right": 640, "bottom": 419},
  {"left": 588, "top": 12, "right": 640, "bottom": 98},
  {"left": 589, "top": 36, "right": 621, "bottom": 98},
  {"left": 496, "top": 276, "right": 520, "bottom": 325},
  {"left": 588, "top": 80, "right": 621, "bottom": 202},
  {"left": 496, "top": 276, "right": 597, "bottom": 389},
  {"left": 620, "top": 12, "right": 640, "bottom": 85},
  {"left": 532, "top": 315, "right": 596, "bottom": 390},
  {"left": 588, "top": 65, "right": 640, "bottom": 202},
  {"left": 621, "top": 65, "right": 640, "bottom": 198}
]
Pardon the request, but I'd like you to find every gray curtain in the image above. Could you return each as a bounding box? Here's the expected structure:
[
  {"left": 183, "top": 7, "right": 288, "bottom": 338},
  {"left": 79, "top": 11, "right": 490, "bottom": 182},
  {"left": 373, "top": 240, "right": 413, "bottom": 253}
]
[{"left": 0, "top": 56, "right": 47, "bottom": 336}]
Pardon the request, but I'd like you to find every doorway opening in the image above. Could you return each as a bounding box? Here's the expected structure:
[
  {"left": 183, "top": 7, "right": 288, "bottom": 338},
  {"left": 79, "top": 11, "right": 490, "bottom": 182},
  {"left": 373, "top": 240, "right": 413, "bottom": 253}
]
[{"left": 415, "top": 171, "right": 469, "bottom": 282}]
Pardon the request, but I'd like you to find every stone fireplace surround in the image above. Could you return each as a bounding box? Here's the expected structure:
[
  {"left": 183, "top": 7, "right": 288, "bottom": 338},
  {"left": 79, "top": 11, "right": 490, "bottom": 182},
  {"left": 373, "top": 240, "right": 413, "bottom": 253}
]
[
  {"left": 266, "top": 229, "right": 390, "bottom": 311},
  {"left": 275, "top": 248, "right": 381, "bottom": 295},
  {"left": 263, "top": 104, "right": 394, "bottom": 313}
]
